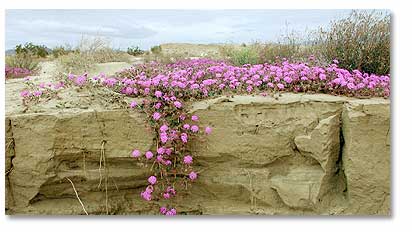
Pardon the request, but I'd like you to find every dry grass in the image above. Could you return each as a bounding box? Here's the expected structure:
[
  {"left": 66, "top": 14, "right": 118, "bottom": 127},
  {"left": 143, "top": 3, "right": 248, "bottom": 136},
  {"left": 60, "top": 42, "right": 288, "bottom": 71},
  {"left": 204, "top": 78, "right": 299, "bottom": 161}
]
[
  {"left": 316, "top": 10, "right": 390, "bottom": 75},
  {"left": 57, "top": 36, "right": 131, "bottom": 74},
  {"left": 5, "top": 54, "right": 40, "bottom": 73}
]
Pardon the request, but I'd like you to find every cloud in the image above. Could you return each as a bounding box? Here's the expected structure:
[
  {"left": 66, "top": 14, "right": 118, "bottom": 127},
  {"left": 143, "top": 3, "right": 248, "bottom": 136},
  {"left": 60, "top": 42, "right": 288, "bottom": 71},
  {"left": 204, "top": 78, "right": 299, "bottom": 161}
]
[
  {"left": 6, "top": 9, "right": 370, "bottom": 49},
  {"left": 8, "top": 19, "right": 157, "bottom": 39}
]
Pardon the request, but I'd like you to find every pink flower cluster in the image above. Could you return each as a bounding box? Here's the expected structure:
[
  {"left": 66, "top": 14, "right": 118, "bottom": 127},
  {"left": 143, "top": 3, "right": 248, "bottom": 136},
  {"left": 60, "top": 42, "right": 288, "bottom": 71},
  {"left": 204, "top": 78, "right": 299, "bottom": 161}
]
[
  {"left": 114, "top": 58, "right": 390, "bottom": 98},
  {"left": 160, "top": 206, "right": 177, "bottom": 216},
  {"left": 5, "top": 66, "right": 32, "bottom": 79},
  {"left": 19, "top": 80, "right": 65, "bottom": 103}
]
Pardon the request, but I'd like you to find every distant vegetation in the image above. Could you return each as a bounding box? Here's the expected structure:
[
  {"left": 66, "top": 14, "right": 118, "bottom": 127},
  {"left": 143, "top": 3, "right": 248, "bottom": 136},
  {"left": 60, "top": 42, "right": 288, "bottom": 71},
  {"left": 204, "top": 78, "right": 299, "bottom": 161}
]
[
  {"left": 15, "top": 42, "right": 50, "bottom": 58},
  {"left": 5, "top": 43, "right": 46, "bottom": 75},
  {"left": 57, "top": 37, "right": 131, "bottom": 74},
  {"left": 51, "top": 45, "right": 78, "bottom": 58},
  {"left": 316, "top": 10, "right": 390, "bottom": 75},
  {"left": 127, "top": 46, "right": 145, "bottom": 56},
  {"left": 150, "top": 45, "right": 162, "bottom": 54},
  {"left": 219, "top": 10, "right": 390, "bottom": 75},
  {"left": 4, "top": 10, "right": 390, "bottom": 80}
]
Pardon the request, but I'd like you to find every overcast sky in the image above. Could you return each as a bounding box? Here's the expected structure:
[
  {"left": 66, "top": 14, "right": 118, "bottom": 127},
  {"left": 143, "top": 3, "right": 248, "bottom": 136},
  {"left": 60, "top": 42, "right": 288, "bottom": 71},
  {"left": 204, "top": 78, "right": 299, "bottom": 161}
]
[{"left": 5, "top": 9, "right": 381, "bottom": 50}]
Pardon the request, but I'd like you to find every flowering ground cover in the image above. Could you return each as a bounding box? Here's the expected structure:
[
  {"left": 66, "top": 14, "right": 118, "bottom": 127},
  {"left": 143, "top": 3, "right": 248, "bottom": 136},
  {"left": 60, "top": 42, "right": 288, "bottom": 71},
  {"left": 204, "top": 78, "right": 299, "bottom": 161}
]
[
  {"left": 18, "top": 58, "right": 390, "bottom": 215},
  {"left": 5, "top": 66, "right": 33, "bottom": 79}
]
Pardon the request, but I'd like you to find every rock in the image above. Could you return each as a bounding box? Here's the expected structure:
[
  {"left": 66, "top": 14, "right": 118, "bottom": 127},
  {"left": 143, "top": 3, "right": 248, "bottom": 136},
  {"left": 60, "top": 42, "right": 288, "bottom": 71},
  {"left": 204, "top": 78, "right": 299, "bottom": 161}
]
[
  {"left": 4, "top": 93, "right": 390, "bottom": 215},
  {"left": 270, "top": 114, "right": 341, "bottom": 209},
  {"left": 342, "top": 100, "right": 391, "bottom": 215}
]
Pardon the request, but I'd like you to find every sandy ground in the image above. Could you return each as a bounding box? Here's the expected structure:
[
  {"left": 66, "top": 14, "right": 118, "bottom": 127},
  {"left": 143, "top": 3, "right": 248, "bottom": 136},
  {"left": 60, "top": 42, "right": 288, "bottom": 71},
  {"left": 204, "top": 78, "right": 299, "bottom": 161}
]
[{"left": 5, "top": 60, "right": 139, "bottom": 116}]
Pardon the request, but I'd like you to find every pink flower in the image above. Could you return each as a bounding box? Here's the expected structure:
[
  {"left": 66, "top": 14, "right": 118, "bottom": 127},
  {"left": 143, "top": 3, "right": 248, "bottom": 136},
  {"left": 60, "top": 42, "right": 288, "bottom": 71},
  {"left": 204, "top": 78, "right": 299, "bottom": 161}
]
[
  {"left": 277, "top": 83, "right": 285, "bottom": 90},
  {"left": 174, "top": 101, "right": 182, "bottom": 108},
  {"left": 130, "top": 101, "right": 137, "bottom": 108},
  {"left": 160, "top": 132, "right": 168, "bottom": 144},
  {"left": 160, "top": 207, "right": 167, "bottom": 215},
  {"left": 145, "top": 151, "right": 154, "bottom": 160},
  {"left": 167, "top": 186, "right": 176, "bottom": 195},
  {"left": 157, "top": 147, "right": 165, "bottom": 155},
  {"left": 156, "top": 155, "right": 163, "bottom": 162},
  {"left": 155, "top": 90, "right": 163, "bottom": 98},
  {"left": 148, "top": 176, "right": 157, "bottom": 185},
  {"left": 165, "top": 208, "right": 177, "bottom": 216},
  {"left": 165, "top": 210, "right": 176, "bottom": 216},
  {"left": 181, "top": 133, "right": 188, "bottom": 143},
  {"left": 183, "top": 124, "right": 190, "bottom": 130},
  {"left": 205, "top": 126, "right": 212, "bottom": 135},
  {"left": 347, "top": 82, "right": 356, "bottom": 90},
  {"left": 140, "top": 190, "right": 152, "bottom": 201},
  {"left": 74, "top": 75, "right": 87, "bottom": 86},
  {"left": 183, "top": 155, "right": 193, "bottom": 165},
  {"left": 191, "top": 125, "right": 199, "bottom": 133},
  {"left": 33, "top": 90, "right": 42, "bottom": 97},
  {"left": 189, "top": 171, "right": 197, "bottom": 181},
  {"left": 103, "top": 78, "right": 117, "bottom": 87},
  {"left": 145, "top": 185, "right": 153, "bottom": 193},
  {"left": 284, "top": 77, "right": 292, "bottom": 84},
  {"left": 131, "top": 149, "right": 141, "bottom": 158},
  {"left": 169, "top": 208, "right": 177, "bottom": 215},
  {"left": 154, "top": 102, "right": 162, "bottom": 109},
  {"left": 153, "top": 112, "right": 161, "bottom": 121},
  {"left": 191, "top": 115, "right": 199, "bottom": 121},
  {"left": 160, "top": 124, "right": 169, "bottom": 132},
  {"left": 246, "top": 85, "right": 253, "bottom": 92},
  {"left": 163, "top": 192, "right": 170, "bottom": 199},
  {"left": 20, "top": 90, "right": 30, "bottom": 98},
  {"left": 164, "top": 160, "right": 172, "bottom": 166}
]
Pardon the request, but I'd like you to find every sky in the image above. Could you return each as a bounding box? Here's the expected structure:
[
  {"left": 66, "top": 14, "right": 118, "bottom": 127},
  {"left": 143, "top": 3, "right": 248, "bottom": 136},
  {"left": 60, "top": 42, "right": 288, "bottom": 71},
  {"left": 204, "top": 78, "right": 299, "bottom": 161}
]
[{"left": 5, "top": 9, "right": 378, "bottom": 50}]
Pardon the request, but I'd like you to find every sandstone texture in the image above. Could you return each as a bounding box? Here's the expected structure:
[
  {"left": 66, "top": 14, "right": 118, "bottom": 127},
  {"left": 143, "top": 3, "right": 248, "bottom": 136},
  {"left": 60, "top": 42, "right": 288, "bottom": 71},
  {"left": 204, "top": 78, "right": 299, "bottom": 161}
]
[
  {"left": 5, "top": 92, "right": 390, "bottom": 215},
  {"left": 4, "top": 64, "right": 390, "bottom": 215}
]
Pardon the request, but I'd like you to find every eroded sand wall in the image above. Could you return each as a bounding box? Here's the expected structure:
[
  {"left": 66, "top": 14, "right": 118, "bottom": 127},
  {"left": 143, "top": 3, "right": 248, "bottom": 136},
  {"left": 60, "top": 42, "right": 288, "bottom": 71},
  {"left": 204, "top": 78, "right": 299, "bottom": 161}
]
[{"left": 5, "top": 94, "right": 390, "bottom": 215}]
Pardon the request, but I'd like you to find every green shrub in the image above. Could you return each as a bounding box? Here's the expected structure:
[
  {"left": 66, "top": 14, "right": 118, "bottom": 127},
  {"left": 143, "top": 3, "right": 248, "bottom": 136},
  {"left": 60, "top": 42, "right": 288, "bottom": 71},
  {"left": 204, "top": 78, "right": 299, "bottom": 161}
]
[
  {"left": 52, "top": 45, "right": 76, "bottom": 58},
  {"left": 316, "top": 10, "right": 390, "bottom": 75},
  {"left": 220, "top": 41, "right": 302, "bottom": 66},
  {"left": 150, "top": 45, "right": 162, "bottom": 54},
  {"left": 15, "top": 42, "right": 49, "bottom": 58},
  {"left": 232, "top": 47, "right": 260, "bottom": 66},
  {"left": 127, "top": 46, "right": 145, "bottom": 56},
  {"left": 6, "top": 54, "right": 39, "bottom": 73}
]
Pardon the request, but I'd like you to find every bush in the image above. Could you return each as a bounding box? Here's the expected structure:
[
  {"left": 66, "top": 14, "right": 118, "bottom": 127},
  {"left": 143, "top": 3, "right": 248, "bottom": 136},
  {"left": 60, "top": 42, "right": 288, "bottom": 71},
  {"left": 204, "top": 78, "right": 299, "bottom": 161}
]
[
  {"left": 57, "top": 37, "right": 130, "bottom": 74},
  {"left": 15, "top": 42, "right": 49, "bottom": 58},
  {"left": 127, "top": 46, "right": 145, "bottom": 56},
  {"left": 150, "top": 45, "right": 162, "bottom": 54},
  {"left": 316, "top": 10, "right": 390, "bottom": 75},
  {"left": 6, "top": 54, "right": 39, "bottom": 73},
  {"left": 52, "top": 45, "right": 76, "bottom": 58},
  {"left": 220, "top": 40, "right": 301, "bottom": 66},
  {"left": 256, "top": 42, "right": 300, "bottom": 64},
  {"left": 57, "top": 52, "right": 94, "bottom": 74},
  {"left": 231, "top": 46, "right": 259, "bottom": 66}
]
